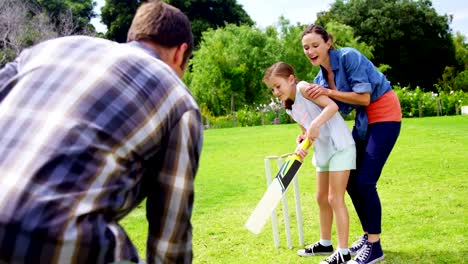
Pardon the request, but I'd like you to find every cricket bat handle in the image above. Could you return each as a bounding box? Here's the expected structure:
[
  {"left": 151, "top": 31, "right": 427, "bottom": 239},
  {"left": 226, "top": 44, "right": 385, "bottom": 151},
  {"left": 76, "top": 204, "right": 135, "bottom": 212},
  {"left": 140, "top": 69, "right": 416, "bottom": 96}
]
[{"left": 293, "top": 138, "right": 311, "bottom": 160}]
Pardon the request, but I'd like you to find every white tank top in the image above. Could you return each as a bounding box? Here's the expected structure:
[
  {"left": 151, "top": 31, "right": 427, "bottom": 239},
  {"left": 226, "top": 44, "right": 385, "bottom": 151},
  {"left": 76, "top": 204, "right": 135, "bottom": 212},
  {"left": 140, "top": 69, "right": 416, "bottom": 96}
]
[{"left": 287, "top": 81, "right": 355, "bottom": 166}]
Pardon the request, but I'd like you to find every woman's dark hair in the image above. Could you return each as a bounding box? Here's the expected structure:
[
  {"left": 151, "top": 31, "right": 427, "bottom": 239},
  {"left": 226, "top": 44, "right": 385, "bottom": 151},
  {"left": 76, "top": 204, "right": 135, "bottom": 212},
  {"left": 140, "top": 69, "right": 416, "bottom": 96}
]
[{"left": 302, "top": 24, "right": 334, "bottom": 49}]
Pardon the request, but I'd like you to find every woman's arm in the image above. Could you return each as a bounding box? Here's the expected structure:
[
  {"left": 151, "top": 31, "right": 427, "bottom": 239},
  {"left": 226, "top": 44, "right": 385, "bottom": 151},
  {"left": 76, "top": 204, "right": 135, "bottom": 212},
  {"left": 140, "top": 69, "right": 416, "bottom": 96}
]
[{"left": 304, "top": 83, "right": 370, "bottom": 106}]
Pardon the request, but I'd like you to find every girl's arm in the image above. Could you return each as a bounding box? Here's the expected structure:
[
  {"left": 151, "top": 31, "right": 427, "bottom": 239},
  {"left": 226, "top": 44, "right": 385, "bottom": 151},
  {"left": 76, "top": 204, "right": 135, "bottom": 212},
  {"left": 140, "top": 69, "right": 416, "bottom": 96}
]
[{"left": 298, "top": 82, "right": 339, "bottom": 142}]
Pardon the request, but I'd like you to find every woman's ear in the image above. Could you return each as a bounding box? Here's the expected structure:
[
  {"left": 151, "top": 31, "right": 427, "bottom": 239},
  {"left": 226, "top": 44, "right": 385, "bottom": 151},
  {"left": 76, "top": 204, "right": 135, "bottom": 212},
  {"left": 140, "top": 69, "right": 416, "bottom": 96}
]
[{"left": 326, "top": 38, "right": 333, "bottom": 50}]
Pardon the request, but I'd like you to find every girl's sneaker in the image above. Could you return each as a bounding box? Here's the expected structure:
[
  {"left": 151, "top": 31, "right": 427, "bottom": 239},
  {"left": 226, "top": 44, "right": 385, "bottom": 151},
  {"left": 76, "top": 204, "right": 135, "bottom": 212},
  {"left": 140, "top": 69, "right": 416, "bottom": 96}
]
[
  {"left": 348, "top": 240, "right": 384, "bottom": 264},
  {"left": 297, "top": 241, "right": 334, "bottom": 257},
  {"left": 349, "top": 234, "right": 368, "bottom": 255},
  {"left": 319, "top": 250, "right": 351, "bottom": 264}
]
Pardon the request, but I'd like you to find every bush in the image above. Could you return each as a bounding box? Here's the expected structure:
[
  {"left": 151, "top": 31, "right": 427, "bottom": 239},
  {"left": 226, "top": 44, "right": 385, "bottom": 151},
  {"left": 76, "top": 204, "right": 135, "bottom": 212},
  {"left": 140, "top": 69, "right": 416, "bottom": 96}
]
[
  {"left": 208, "top": 115, "right": 237, "bottom": 129},
  {"left": 203, "top": 86, "right": 467, "bottom": 129},
  {"left": 394, "top": 85, "right": 467, "bottom": 117},
  {"left": 236, "top": 108, "right": 262, "bottom": 127},
  {"left": 228, "top": 106, "right": 294, "bottom": 127}
]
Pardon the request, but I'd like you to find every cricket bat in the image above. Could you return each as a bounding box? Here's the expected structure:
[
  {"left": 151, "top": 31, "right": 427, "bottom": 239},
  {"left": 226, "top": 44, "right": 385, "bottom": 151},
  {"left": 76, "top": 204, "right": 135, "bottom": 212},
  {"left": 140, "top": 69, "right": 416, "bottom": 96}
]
[{"left": 245, "top": 138, "right": 311, "bottom": 234}]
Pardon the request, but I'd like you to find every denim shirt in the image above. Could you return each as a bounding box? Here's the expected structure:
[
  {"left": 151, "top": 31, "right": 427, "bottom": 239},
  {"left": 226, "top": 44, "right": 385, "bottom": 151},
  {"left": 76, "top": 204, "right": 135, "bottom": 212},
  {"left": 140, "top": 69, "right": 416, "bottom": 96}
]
[{"left": 313, "top": 48, "right": 392, "bottom": 139}]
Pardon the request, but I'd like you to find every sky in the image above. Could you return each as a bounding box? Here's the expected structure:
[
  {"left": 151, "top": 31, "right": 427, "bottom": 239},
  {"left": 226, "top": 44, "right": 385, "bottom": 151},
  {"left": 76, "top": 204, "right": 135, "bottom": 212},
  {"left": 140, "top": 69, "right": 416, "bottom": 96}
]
[{"left": 91, "top": 0, "right": 468, "bottom": 37}]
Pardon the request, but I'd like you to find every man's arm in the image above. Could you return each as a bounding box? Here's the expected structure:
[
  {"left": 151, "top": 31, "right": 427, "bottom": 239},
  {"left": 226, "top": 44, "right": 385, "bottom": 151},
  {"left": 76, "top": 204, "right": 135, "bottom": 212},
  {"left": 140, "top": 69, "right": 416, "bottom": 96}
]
[{"left": 146, "top": 109, "right": 203, "bottom": 264}]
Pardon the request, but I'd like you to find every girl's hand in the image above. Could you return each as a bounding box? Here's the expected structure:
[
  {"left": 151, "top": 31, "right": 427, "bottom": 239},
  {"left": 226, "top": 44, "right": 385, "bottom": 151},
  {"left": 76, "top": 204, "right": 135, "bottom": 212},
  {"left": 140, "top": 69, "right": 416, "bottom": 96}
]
[
  {"left": 306, "top": 125, "right": 320, "bottom": 142},
  {"left": 305, "top": 84, "right": 330, "bottom": 99},
  {"left": 294, "top": 145, "right": 308, "bottom": 162},
  {"left": 296, "top": 133, "right": 306, "bottom": 145}
]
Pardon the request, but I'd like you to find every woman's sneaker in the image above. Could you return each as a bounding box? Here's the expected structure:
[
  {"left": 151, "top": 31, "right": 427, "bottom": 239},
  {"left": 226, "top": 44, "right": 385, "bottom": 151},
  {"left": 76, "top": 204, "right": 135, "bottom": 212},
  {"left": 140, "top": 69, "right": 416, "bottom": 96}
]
[
  {"left": 297, "top": 241, "right": 334, "bottom": 257},
  {"left": 348, "top": 240, "right": 384, "bottom": 264},
  {"left": 349, "top": 234, "right": 368, "bottom": 255},
  {"left": 319, "top": 250, "right": 351, "bottom": 264}
]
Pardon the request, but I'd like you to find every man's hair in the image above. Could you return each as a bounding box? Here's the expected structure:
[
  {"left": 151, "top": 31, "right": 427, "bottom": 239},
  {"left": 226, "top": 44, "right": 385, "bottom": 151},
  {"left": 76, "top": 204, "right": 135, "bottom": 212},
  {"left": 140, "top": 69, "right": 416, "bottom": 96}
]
[{"left": 127, "top": 0, "right": 193, "bottom": 65}]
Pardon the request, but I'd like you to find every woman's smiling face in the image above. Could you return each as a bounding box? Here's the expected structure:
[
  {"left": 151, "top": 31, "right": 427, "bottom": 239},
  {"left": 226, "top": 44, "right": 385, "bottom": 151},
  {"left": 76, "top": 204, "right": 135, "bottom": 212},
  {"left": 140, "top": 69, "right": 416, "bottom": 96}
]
[{"left": 302, "top": 32, "right": 331, "bottom": 66}]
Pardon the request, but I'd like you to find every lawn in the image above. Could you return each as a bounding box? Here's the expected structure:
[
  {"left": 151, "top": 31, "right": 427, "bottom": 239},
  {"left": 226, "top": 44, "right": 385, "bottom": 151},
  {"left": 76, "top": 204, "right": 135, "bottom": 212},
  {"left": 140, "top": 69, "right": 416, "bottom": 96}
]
[{"left": 121, "top": 116, "right": 468, "bottom": 263}]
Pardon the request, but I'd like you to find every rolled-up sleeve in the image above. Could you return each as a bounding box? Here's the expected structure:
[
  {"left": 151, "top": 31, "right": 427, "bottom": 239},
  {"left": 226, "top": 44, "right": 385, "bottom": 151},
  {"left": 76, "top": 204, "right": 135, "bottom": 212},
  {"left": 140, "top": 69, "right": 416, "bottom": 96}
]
[
  {"left": 146, "top": 109, "right": 203, "bottom": 264},
  {"left": 343, "top": 49, "right": 373, "bottom": 94}
]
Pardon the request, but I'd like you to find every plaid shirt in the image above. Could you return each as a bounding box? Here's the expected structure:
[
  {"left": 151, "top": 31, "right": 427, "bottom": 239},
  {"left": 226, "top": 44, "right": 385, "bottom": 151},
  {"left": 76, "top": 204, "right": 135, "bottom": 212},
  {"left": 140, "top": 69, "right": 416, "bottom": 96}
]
[{"left": 0, "top": 36, "right": 203, "bottom": 263}]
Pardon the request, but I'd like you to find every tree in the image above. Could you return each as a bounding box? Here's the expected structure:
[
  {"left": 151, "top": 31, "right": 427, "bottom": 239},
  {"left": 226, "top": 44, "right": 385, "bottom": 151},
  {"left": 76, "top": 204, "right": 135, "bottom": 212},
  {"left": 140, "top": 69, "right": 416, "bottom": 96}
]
[
  {"left": 438, "top": 33, "right": 468, "bottom": 92},
  {"left": 0, "top": 0, "right": 56, "bottom": 65},
  {"left": 0, "top": 0, "right": 93, "bottom": 66},
  {"left": 32, "top": 0, "right": 96, "bottom": 34},
  {"left": 100, "top": 0, "right": 140, "bottom": 43},
  {"left": 165, "top": 0, "right": 253, "bottom": 47},
  {"left": 316, "top": 0, "right": 456, "bottom": 91},
  {"left": 271, "top": 17, "right": 314, "bottom": 82},
  {"left": 188, "top": 24, "right": 278, "bottom": 116},
  {"left": 452, "top": 33, "right": 468, "bottom": 72},
  {"left": 100, "top": 0, "right": 253, "bottom": 45}
]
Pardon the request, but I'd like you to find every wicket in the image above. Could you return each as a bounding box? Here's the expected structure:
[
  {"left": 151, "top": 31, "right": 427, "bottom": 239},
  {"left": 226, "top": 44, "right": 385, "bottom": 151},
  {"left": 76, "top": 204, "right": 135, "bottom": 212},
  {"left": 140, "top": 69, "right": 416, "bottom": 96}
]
[{"left": 264, "top": 153, "right": 304, "bottom": 249}]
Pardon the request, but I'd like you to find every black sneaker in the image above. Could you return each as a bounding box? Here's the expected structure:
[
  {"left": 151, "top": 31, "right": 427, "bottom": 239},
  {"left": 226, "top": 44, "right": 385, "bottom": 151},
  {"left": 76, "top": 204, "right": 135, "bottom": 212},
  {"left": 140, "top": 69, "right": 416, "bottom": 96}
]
[
  {"left": 319, "top": 251, "right": 351, "bottom": 264},
  {"left": 348, "top": 240, "right": 384, "bottom": 264},
  {"left": 349, "top": 234, "right": 368, "bottom": 255},
  {"left": 297, "top": 241, "right": 334, "bottom": 257}
]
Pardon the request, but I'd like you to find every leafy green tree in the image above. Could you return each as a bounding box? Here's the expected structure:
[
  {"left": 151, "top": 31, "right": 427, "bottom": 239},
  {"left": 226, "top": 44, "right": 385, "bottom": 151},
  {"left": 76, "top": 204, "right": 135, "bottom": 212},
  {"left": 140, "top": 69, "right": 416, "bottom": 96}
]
[
  {"left": 452, "top": 32, "right": 468, "bottom": 72},
  {"left": 1, "top": 0, "right": 85, "bottom": 66},
  {"left": 33, "top": 0, "right": 96, "bottom": 34},
  {"left": 63, "top": 0, "right": 96, "bottom": 31},
  {"left": 101, "top": 0, "right": 252, "bottom": 44},
  {"left": 165, "top": 0, "right": 253, "bottom": 47},
  {"left": 188, "top": 24, "right": 279, "bottom": 116},
  {"left": 271, "top": 17, "right": 314, "bottom": 82},
  {"left": 438, "top": 33, "right": 468, "bottom": 92},
  {"left": 316, "top": 0, "right": 456, "bottom": 91},
  {"left": 101, "top": 0, "right": 139, "bottom": 43}
]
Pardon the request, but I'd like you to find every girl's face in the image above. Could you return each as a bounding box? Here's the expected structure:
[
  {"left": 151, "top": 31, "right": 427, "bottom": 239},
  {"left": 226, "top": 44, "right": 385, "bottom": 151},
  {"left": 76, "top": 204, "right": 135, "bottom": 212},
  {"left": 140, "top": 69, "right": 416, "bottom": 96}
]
[
  {"left": 302, "top": 32, "right": 331, "bottom": 67},
  {"left": 264, "top": 74, "right": 296, "bottom": 102}
]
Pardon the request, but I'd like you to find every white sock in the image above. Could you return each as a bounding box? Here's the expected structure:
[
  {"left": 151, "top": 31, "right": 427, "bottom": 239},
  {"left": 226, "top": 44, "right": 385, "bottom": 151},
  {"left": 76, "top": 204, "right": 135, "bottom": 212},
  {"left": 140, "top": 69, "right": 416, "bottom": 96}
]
[
  {"left": 338, "top": 248, "right": 349, "bottom": 255},
  {"left": 319, "top": 239, "right": 332, "bottom": 246}
]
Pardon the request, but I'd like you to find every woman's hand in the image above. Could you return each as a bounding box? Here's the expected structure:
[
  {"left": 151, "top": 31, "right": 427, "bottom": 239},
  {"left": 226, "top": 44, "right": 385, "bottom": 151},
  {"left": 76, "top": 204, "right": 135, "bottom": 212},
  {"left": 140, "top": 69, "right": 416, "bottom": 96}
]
[{"left": 305, "top": 84, "right": 330, "bottom": 99}]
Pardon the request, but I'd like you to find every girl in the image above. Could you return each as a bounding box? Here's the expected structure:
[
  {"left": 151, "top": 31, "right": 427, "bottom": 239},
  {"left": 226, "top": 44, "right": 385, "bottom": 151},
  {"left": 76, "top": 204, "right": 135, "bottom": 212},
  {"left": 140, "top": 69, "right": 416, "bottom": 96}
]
[
  {"left": 263, "top": 62, "right": 355, "bottom": 264},
  {"left": 301, "top": 24, "right": 402, "bottom": 264}
]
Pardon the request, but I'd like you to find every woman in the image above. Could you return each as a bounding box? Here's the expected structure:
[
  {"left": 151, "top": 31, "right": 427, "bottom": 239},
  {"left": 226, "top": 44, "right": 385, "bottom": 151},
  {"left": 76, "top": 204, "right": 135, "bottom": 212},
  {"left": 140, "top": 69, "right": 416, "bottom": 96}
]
[{"left": 301, "top": 24, "right": 402, "bottom": 264}]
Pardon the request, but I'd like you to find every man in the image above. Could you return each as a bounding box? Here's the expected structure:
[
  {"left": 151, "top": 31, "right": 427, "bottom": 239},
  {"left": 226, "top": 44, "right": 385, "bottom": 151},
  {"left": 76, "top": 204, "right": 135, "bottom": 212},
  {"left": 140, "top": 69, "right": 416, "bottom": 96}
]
[{"left": 0, "top": 0, "right": 203, "bottom": 263}]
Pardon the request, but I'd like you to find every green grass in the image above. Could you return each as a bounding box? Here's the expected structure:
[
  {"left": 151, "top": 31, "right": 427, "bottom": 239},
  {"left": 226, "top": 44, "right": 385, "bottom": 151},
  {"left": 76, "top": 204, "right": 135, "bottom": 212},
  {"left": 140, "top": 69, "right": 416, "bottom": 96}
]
[{"left": 121, "top": 116, "right": 468, "bottom": 263}]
